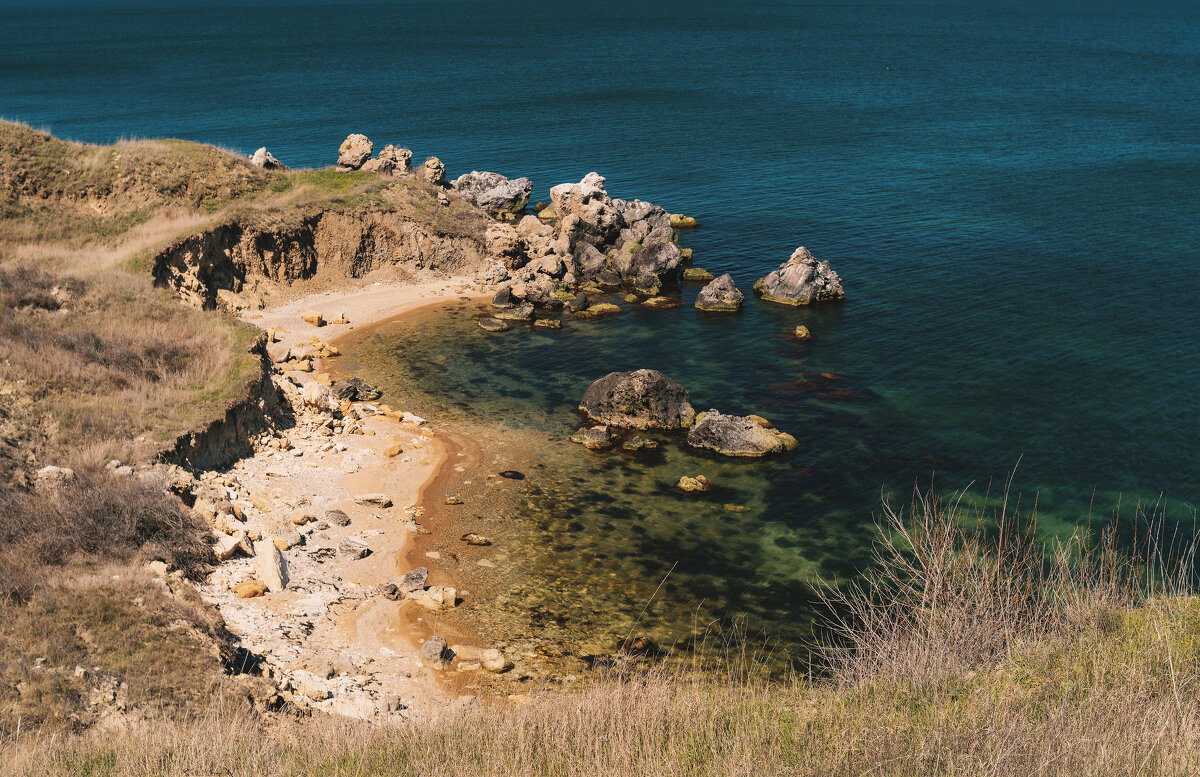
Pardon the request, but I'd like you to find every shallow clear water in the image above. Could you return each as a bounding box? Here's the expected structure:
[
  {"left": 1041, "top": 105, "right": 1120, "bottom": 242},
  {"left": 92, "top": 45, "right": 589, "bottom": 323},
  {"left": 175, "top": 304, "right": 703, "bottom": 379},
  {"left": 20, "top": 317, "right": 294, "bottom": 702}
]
[{"left": 4, "top": 0, "right": 1198, "bottom": 658}]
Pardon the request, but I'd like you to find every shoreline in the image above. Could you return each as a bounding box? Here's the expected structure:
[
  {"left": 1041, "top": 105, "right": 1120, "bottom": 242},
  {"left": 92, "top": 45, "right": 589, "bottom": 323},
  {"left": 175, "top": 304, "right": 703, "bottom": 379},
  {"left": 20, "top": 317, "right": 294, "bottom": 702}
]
[{"left": 192, "top": 273, "right": 501, "bottom": 722}]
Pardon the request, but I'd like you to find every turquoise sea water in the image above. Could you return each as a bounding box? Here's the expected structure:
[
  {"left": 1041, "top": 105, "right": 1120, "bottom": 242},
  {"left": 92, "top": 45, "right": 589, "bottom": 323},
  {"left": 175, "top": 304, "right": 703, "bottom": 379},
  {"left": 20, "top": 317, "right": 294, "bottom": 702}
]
[{"left": 4, "top": 0, "right": 1199, "bottom": 658}]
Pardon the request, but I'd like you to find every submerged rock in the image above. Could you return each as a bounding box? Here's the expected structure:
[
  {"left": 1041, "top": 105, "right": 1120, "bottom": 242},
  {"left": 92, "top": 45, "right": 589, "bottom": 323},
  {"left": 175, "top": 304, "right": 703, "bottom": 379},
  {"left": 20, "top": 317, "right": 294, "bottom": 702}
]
[
  {"left": 332, "top": 377, "right": 382, "bottom": 401},
  {"left": 477, "top": 317, "right": 510, "bottom": 332},
  {"left": 452, "top": 170, "right": 534, "bottom": 214},
  {"left": 753, "top": 246, "right": 844, "bottom": 306},
  {"left": 676, "top": 475, "right": 714, "bottom": 493},
  {"left": 337, "top": 134, "right": 373, "bottom": 170},
  {"left": 622, "top": 436, "right": 658, "bottom": 452},
  {"left": 682, "top": 267, "right": 714, "bottom": 282},
  {"left": 793, "top": 325, "right": 813, "bottom": 340},
  {"left": 694, "top": 273, "right": 744, "bottom": 312},
  {"left": 573, "top": 302, "right": 621, "bottom": 319},
  {"left": 579, "top": 369, "right": 695, "bottom": 429},
  {"left": 669, "top": 214, "right": 699, "bottom": 228},
  {"left": 686, "top": 410, "right": 798, "bottom": 457},
  {"left": 570, "top": 425, "right": 615, "bottom": 450},
  {"left": 494, "top": 304, "right": 534, "bottom": 322}
]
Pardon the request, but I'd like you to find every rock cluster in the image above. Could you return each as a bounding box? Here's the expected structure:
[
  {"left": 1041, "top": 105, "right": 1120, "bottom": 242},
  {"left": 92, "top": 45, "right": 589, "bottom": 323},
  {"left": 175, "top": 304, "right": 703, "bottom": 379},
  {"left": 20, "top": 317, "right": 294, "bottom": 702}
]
[
  {"left": 753, "top": 246, "right": 844, "bottom": 306},
  {"left": 485, "top": 172, "right": 687, "bottom": 307},
  {"left": 362, "top": 144, "right": 413, "bottom": 176}
]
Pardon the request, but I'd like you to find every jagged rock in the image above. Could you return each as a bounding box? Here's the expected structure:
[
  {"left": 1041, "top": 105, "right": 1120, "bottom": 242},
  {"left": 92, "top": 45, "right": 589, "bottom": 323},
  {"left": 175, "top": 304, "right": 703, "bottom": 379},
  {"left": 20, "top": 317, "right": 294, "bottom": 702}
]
[
  {"left": 477, "top": 317, "right": 510, "bottom": 332},
  {"left": 332, "top": 378, "right": 382, "bottom": 402},
  {"left": 337, "top": 134, "right": 373, "bottom": 170},
  {"left": 676, "top": 475, "right": 713, "bottom": 493},
  {"left": 249, "top": 147, "right": 289, "bottom": 171},
  {"left": 361, "top": 144, "right": 412, "bottom": 176},
  {"left": 420, "top": 636, "right": 454, "bottom": 667},
  {"left": 494, "top": 304, "right": 534, "bottom": 322},
  {"left": 491, "top": 286, "right": 513, "bottom": 308},
  {"left": 753, "top": 247, "right": 844, "bottom": 306},
  {"left": 419, "top": 157, "right": 446, "bottom": 186},
  {"left": 695, "top": 273, "right": 744, "bottom": 312},
  {"left": 339, "top": 536, "right": 371, "bottom": 559},
  {"left": 451, "top": 170, "right": 533, "bottom": 214},
  {"left": 579, "top": 369, "right": 696, "bottom": 429},
  {"left": 253, "top": 540, "right": 289, "bottom": 591},
  {"left": 400, "top": 567, "right": 428, "bottom": 594},
  {"left": 214, "top": 531, "right": 252, "bottom": 561},
  {"left": 686, "top": 410, "right": 799, "bottom": 457}
]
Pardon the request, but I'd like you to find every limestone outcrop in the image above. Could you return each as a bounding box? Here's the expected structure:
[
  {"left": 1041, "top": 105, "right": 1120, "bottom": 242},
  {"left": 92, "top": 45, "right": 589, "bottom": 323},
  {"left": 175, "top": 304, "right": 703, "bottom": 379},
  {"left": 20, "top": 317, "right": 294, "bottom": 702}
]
[
  {"left": 753, "top": 247, "right": 844, "bottom": 306},
  {"left": 451, "top": 171, "right": 533, "bottom": 214},
  {"left": 249, "top": 147, "right": 289, "bottom": 171},
  {"left": 579, "top": 369, "right": 696, "bottom": 429},
  {"left": 361, "top": 144, "right": 413, "bottom": 176},
  {"left": 337, "top": 134, "right": 373, "bottom": 170},
  {"left": 418, "top": 157, "right": 446, "bottom": 186}
]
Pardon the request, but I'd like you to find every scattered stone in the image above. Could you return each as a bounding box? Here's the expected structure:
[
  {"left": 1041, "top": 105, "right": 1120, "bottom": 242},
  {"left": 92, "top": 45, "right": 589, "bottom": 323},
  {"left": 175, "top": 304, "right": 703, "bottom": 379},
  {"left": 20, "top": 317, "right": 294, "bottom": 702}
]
[
  {"left": 337, "top": 134, "right": 373, "bottom": 170},
  {"left": 339, "top": 536, "right": 371, "bottom": 559},
  {"left": 618, "top": 636, "right": 658, "bottom": 657},
  {"left": 498, "top": 470, "right": 525, "bottom": 480},
  {"left": 461, "top": 533, "right": 492, "bottom": 546},
  {"left": 300, "top": 311, "right": 325, "bottom": 327},
  {"left": 248, "top": 147, "right": 289, "bottom": 171},
  {"left": 290, "top": 510, "right": 315, "bottom": 526},
  {"left": 444, "top": 496, "right": 464, "bottom": 505},
  {"left": 214, "top": 531, "right": 252, "bottom": 561},
  {"left": 695, "top": 273, "right": 744, "bottom": 312},
  {"left": 481, "top": 648, "right": 512, "bottom": 673},
  {"left": 676, "top": 475, "right": 714, "bottom": 493},
  {"left": 325, "top": 509, "right": 351, "bottom": 527},
  {"left": 383, "top": 443, "right": 404, "bottom": 458},
  {"left": 332, "top": 377, "right": 382, "bottom": 402},
  {"left": 494, "top": 304, "right": 534, "bottom": 322},
  {"left": 253, "top": 540, "right": 289, "bottom": 592},
  {"left": 399, "top": 567, "right": 429, "bottom": 594},
  {"left": 410, "top": 586, "right": 457, "bottom": 611},
  {"left": 686, "top": 410, "right": 799, "bottom": 457},
  {"left": 753, "top": 246, "right": 845, "bottom": 306},
  {"left": 579, "top": 369, "right": 696, "bottom": 429},
  {"left": 354, "top": 493, "right": 392, "bottom": 508},
  {"left": 419, "top": 636, "right": 455, "bottom": 667},
  {"left": 233, "top": 580, "right": 268, "bottom": 598}
]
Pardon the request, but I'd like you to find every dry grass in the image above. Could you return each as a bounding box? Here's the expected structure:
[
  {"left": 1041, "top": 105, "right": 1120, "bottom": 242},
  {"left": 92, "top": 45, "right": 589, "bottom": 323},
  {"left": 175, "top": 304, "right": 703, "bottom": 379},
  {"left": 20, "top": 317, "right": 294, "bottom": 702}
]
[{"left": 5, "top": 492, "right": 1200, "bottom": 776}]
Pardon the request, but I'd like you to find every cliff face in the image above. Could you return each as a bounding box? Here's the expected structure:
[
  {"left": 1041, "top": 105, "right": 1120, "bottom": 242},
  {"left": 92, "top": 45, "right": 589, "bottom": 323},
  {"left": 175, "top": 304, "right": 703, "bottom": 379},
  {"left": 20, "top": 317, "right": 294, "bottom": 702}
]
[{"left": 153, "top": 208, "right": 489, "bottom": 310}]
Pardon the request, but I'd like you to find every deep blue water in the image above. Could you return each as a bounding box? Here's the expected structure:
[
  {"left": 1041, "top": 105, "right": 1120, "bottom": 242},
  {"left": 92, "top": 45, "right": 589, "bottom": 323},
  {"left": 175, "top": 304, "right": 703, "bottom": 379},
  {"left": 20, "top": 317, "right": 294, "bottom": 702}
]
[{"left": 4, "top": 0, "right": 1199, "bottom": 655}]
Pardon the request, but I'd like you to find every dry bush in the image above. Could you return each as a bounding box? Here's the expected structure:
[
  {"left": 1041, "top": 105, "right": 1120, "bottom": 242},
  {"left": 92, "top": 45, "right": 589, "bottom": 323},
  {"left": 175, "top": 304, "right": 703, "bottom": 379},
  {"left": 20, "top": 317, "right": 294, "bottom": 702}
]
[{"left": 0, "top": 467, "right": 210, "bottom": 603}]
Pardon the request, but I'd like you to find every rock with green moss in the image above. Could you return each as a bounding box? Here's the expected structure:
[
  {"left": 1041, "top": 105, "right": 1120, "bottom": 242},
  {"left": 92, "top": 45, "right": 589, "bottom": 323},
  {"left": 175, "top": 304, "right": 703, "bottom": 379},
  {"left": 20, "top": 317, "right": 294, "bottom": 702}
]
[
  {"left": 574, "top": 303, "right": 621, "bottom": 318},
  {"left": 477, "top": 317, "right": 509, "bottom": 332},
  {"left": 570, "top": 425, "right": 615, "bottom": 450},
  {"left": 753, "top": 246, "right": 844, "bottom": 306},
  {"left": 495, "top": 304, "right": 534, "bottom": 322},
  {"left": 682, "top": 267, "right": 713, "bottom": 282},
  {"left": 641, "top": 296, "right": 678, "bottom": 308},
  {"left": 624, "top": 293, "right": 640, "bottom": 303},
  {"left": 670, "top": 213, "right": 699, "bottom": 228},
  {"left": 695, "top": 274, "right": 744, "bottom": 312},
  {"left": 533, "top": 319, "right": 561, "bottom": 330},
  {"left": 622, "top": 436, "right": 658, "bottom": 451},
  {"left": 676, "top": 475, "right": 713, "bottom": 493},
  {"left": 793, "top": 325, "right": 813, "bottom": 340}
]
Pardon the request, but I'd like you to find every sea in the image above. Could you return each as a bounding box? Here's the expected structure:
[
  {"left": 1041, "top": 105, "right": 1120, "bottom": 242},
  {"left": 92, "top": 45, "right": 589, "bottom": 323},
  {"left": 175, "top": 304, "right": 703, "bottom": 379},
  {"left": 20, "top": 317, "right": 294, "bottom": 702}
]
[{"left": 3, "top": 0, "right": 1198, "bottom": 663}]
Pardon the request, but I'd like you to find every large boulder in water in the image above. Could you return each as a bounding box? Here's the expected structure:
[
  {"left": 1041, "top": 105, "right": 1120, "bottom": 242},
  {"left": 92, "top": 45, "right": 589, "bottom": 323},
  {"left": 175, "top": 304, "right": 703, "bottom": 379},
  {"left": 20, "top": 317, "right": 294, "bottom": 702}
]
[
  {"left": 452, "top": 171, "right": 534, "bottom": 215},
  {"left": 753, "top": 247, "right": 844, "bottom": 306},
  {"left": 579, "top": 369, "right": 696, "bottom": 429},
  {"left": 337, "top": 134, "right": 373, "bottom": 170},
  {"left": 694, "top": 273, "right": 744, "bottom": 312},
  {"left": 686, "top": 410, "right": 797, "bottom": 457}
]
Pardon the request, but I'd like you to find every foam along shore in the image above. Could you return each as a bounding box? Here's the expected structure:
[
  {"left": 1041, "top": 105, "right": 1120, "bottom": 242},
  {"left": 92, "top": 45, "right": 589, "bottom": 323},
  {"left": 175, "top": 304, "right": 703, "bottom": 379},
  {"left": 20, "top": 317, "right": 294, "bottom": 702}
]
[{"left": 193, "top": 275, "right": 495, "bottom": 722}]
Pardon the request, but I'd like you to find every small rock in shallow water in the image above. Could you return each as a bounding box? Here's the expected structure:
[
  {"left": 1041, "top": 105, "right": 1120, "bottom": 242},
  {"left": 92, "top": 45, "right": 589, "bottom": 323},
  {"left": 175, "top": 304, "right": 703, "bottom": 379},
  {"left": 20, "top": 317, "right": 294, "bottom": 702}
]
[
  {"left": 617, "top": 636, "right": 658, "bottom": 657},
  {"left": 532, "top": 319, "right": 561, "bottom": 329},
  {"left": 793, "top": 325, "right": 813, "bottom": 340},
  {"left": 676, "top": 475, "right": 714, "bottom": 493},
  {"left": 420, "top": 636, "right": 454, "bottom": 667},
  {"left": 569, "top": 426, "right": 614, "bottom": 450},
  {"left": 461, "top": 533, "right": 492, "bottom": 546},
  {"left": 499, "top": 470, "right": 525, "bottom": 480},
  {"left": 622, "top": 436, "right": 658, "bottom": 451},
  {"left": 445, "top": 496, "right": 464, "bottom": 505},
  {"left": 482, "top": 648, "right": 513, "bottom": 673}
]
